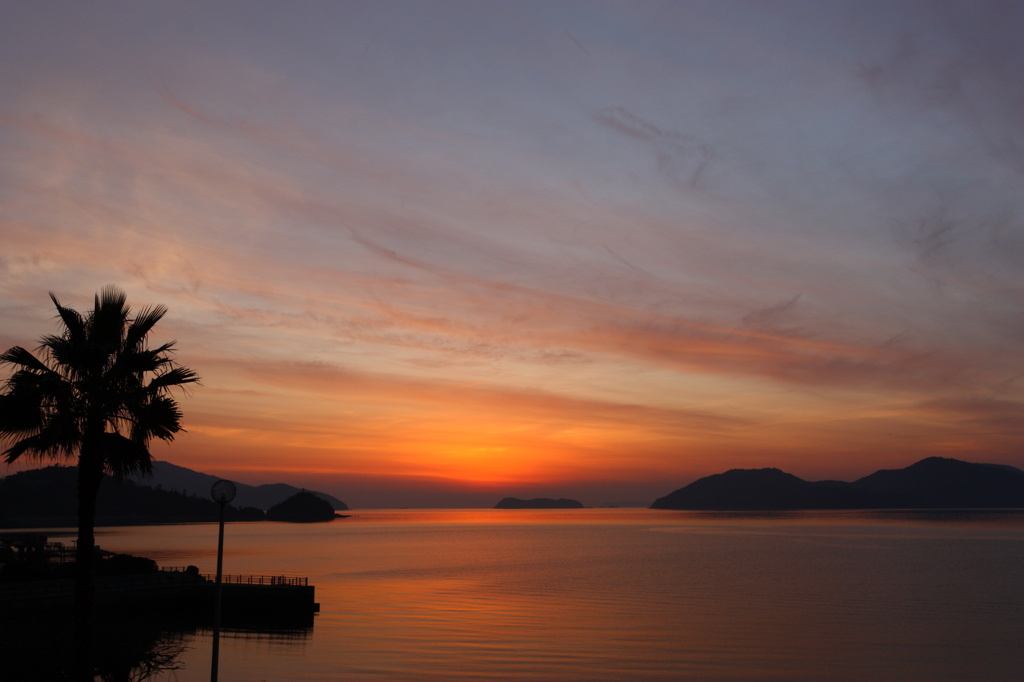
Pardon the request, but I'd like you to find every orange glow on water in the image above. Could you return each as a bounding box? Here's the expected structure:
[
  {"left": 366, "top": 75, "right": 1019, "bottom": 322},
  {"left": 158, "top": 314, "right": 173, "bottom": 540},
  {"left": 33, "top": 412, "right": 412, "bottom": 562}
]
[{"left": 95, "top": 510, "right": 1024, "bottom": 680}]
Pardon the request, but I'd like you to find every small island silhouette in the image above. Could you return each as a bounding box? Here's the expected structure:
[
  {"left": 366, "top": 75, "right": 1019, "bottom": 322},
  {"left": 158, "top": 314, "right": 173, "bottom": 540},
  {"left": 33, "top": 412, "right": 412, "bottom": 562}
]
[
  {"left": 494, "top": 497, "right": 584, "bottom": 509},
  {"left": 266, "top": 491, "right": 342, "bottom": 522}
]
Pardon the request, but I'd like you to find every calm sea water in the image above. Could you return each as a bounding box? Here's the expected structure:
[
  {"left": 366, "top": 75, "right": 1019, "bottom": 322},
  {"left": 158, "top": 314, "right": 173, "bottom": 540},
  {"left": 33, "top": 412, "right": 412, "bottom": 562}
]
[{"left": 53, "top": 509, "right": 1024, "bottom": 680}]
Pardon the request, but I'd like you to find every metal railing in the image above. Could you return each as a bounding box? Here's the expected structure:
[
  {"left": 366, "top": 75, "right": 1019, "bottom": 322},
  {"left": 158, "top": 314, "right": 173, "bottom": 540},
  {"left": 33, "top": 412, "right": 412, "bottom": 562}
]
[{"left": 203, "top": 574, "right": 308, "bottom": 587}]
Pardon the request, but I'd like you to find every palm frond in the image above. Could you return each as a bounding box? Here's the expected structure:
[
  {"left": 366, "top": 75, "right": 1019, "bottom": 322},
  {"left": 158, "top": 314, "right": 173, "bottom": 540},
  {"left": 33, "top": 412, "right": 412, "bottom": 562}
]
[
  {"left": 2, "top": 417, "right": 80, "bottom": 462},
  {"left": 147, "top": 341, "right": 176, "bottom": 356},
  {"left": 40, "top": 334, "right": 86, "bottom": 378},
  {"left": 109, "top": 348, "right": 166, "bottom": 378},
  {"left": 0, "top": 346, "right": 51, "bottom": 374},
  {"left": 96, "top": 432, "right": 153, "bottom": 479},
  {"left": 90, "top": 285, "right": 131, "bottom": 353},
  {"left": 149, "top": 366, "right": 201, "bottom": 391},
  {"left": 3, "top": 435, "right": 42, "bottom": 463},
  {"left": 32, "top": 414, "right": 82, "bottom": 456},
  {"left": 0, "top": 371, "right": 80, "bottom": 446},
  {"left": 48, "top": 292, "right": 86, "bottom": 342},
  {"left": 132, "top": 395, "right": 185, "bottom": 442},
  {"left": 125, "top": 304, "right": 168, "bottom": 349},
  {"left": 95, "top": 285, "right": 129, "bottom": 313},
  {"left": 0, "top": 387, "right": 45, "bottom": 436}
]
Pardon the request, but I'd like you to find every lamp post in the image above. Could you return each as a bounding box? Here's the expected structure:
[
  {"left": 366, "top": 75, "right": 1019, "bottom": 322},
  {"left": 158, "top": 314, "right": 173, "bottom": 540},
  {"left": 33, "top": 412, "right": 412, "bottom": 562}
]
[{"left": 210, "top": 479, "right": 236, "bottom": 682}]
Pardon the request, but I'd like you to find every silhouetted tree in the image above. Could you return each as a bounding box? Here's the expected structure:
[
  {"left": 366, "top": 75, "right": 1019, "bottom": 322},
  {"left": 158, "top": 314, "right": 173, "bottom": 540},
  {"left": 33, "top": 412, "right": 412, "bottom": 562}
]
[{"left": 0, "top": 286, "right": 198, "bottom": 672}]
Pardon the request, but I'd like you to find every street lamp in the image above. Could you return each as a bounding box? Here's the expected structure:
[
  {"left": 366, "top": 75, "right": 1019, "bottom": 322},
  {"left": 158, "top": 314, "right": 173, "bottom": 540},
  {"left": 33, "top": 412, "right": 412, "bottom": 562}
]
[{"left": 210, "top": 479, "right": 236, "bottom": 682}]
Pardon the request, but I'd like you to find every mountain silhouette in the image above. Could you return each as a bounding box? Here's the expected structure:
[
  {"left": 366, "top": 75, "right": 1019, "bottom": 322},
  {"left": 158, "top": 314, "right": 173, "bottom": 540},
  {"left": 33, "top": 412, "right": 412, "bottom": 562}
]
[
  {"left": 854, "top": 457, "right": 1024, "bottom": 508},
  {"left": 651, "top": 457, "right": 1024, "bottom": 510},
  {"left": 0, "top": 466, "right": 264, "bottom": 527},
  {"left": 0, "top": 462, "right": 349, "bottom": 527},
  {"left": 130, "top": 460, "right": 347, "bottom": 511}
]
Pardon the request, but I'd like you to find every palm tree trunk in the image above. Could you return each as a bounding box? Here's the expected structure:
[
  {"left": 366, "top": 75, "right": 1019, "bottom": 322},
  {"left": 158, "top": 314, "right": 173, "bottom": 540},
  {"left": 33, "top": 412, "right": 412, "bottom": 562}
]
[{"left": 73, "top": 450, "right": 104, "bottom": 680}]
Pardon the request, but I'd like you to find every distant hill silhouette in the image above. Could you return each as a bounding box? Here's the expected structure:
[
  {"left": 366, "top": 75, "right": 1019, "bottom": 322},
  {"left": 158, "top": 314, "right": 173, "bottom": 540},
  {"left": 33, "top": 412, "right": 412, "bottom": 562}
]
[
  {"left": 650, "top": 468, "right": 903, "bottom": 510},
  {"left": 130, "top": 460, "right": 347, "bottom": 511},
  {"left": 495, "top": 497, "right": 584, "bottom": 509},
  {"left": 853, "top": 457, "right": 1024, "bottom": 508},
  {"left": 0, "top": 466, "right": 264, "bottom": 528},
  {"left": 651, "top": 457, "right": 1024, "bottom": 510},
  {"left": 265, "top": 491, "right": 339, "bottom": 522}
]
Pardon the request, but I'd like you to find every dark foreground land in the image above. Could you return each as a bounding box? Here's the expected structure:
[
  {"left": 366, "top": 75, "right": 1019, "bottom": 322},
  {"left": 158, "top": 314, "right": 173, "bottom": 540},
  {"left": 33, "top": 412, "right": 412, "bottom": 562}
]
[{"left": 0, "top": 538, "right": 317, "bottom": 681}]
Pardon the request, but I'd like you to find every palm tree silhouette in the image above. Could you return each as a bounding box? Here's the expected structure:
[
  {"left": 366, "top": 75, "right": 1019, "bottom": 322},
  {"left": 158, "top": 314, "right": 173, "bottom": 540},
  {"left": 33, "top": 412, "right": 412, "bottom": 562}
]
[{"left": 0, "top": 286, "right": 198, "bottom": 651}]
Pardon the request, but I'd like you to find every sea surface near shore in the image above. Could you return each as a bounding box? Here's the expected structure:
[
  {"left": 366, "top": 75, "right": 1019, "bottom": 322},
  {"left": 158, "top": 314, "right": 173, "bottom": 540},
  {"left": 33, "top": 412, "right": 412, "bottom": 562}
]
[{"left": 36, "top": 508, "right": 1024, "bottom": 680}]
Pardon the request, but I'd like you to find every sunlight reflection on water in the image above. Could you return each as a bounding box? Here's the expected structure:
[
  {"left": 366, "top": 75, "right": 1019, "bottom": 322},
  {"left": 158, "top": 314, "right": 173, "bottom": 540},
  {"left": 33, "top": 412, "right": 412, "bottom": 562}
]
[{"left": 88, "top": 509, "right": 1024, "bottom": 681}]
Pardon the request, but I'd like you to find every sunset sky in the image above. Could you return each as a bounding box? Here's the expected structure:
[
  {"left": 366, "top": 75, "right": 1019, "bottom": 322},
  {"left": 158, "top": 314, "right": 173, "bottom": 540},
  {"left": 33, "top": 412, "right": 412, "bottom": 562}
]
[{"left": 1, "top": 1, "right": 1021, "bottom": 508}]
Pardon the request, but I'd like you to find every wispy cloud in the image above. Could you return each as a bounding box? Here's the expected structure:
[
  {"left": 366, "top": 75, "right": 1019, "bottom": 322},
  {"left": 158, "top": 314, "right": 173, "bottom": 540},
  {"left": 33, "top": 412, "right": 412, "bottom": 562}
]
[{"left": 1, "top": 1, "right": 1021, "bottom": 504}]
